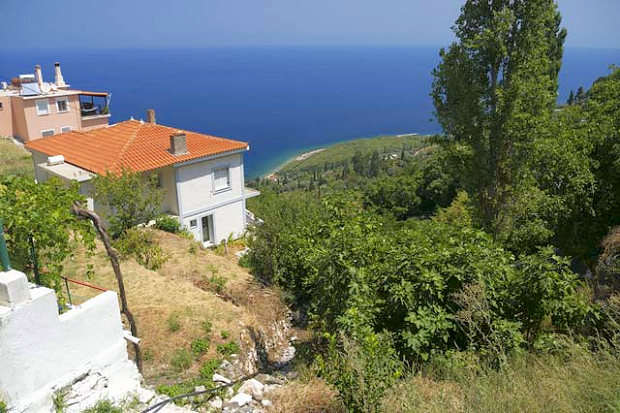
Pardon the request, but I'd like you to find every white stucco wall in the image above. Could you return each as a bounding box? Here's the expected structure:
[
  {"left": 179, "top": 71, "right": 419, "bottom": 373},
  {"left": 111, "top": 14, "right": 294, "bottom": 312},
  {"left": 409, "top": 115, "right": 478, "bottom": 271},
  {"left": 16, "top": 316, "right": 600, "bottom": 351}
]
[
  {"left": 176, "top": 153, "right": 243, "bottom": 216},
  {"left": 182, "top": 199, "right": 245, "bottom": 245},
  {"left": 0, "top": 286, "right": 129, "bottom": 411}
]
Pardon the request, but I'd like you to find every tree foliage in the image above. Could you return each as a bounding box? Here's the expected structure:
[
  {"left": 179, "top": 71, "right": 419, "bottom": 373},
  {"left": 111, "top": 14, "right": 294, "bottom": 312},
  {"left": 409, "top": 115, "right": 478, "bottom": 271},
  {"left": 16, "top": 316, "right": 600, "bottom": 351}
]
[
  {"left": 432, "top": 0, "right": 566, "bottom": 240},
  {"left": 0, "top": 176, "right": 95, "bottom": 293},
  {"left": 92, "top": 168, "right": 163, "bottom": 238}
]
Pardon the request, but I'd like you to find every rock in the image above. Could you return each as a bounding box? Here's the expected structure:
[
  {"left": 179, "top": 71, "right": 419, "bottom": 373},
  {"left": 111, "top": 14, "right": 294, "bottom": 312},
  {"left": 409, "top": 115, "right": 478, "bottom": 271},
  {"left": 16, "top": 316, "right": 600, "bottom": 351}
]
[
  {"left": 261, "top": 399, "right": 273, "bottom": 408},
  {"left": 227, "top": 392, "right": 252, "bottom": 408},
  {"left": 213, "top": 373, "right": 232, "bottom": 384},
  {"left": 225, "top": 386, "right": 235, "bottom": 399},
  {"left": 208, "top": 396, "right": 223, "bottom": 410},
  {"left": 255, "top": 374, "right": 284, "bottom": 385},
  {"left": 238, "top": 378, "right": 264, "bottom": 399},
  {"left": 195, "top": 385, "right": 206, "bottom": 393}
]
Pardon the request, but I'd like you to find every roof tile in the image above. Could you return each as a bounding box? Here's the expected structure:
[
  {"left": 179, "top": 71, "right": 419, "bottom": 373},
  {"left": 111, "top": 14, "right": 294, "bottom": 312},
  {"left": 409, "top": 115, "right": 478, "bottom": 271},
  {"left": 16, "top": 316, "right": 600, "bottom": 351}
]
[{"left": 26, "top": 120, "right": 248, "bottom": 175}]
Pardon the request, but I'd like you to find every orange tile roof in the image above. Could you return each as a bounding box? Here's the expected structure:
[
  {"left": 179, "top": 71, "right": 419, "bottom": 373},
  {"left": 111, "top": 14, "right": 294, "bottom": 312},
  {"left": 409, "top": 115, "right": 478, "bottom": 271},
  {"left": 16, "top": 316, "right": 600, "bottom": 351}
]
[{"left": 26, "top": 120, "right": 248, "bottom": 175}]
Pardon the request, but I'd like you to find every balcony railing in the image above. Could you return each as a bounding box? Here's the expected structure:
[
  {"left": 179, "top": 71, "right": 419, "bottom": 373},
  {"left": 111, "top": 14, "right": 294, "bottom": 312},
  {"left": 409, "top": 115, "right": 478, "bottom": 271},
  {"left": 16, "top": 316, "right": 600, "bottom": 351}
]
[{"left": 80, "top": 103, "right": 109, "bottom": 118}]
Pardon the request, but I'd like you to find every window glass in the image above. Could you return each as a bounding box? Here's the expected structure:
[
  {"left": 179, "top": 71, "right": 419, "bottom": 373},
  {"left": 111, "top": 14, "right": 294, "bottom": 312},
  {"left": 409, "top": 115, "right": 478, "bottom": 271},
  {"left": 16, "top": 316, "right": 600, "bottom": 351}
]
[
  {"left": 189, "top": 219, "right": 197, "bottom": 228},
  {"left": 36, "top": 99, "right": 49, "bottom": 115},
  {"left": 41, "top": 129, "right": 54, "bottom": 137},
  {"left": 61, "top": 126, "right": 72, "bottom": 133},
  {"left": 213, "top": 167, "right": 230, "bottom": 191},
  {"left": 56, "top": 99, "right": 68, "bottom": 112}
]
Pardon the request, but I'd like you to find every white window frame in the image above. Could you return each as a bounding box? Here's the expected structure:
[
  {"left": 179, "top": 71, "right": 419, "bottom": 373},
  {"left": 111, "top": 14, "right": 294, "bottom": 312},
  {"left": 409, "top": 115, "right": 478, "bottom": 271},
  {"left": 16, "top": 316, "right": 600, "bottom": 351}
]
[
  {"left": 189, "top": 219, "right": 197, "bottom": 229},
  {"left": 41, "top": 129, "right": 55, "bottom": 137},
  {"left": 36, "top": 99, "right": 50, "bottom": 116},
  {"left": 212, "top": 166, "right": 231, "bottom": 193},
  {"left": 56, "top": 97, "right": 69, "bottom": 113},
  {"left": 201, "top": 214, "right": 214, "bottom": 244},
  {"left": 60, "top": 126, "right": 72, "bottom": 133}
]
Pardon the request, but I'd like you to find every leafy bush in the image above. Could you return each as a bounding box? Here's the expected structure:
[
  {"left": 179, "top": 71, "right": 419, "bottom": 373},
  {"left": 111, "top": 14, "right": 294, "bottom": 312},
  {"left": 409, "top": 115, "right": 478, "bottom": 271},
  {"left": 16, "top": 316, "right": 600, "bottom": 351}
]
[
  {"left": 220, "top": 330, "right": 230, "bottom": 339},
  {"left": 199, "top": 358, "right": 221, "bottom": 379},
  {"left": 92, "top": 168, "right": 163, "bottom": 239},
  {"left": 167, "top": 312, "right": 181, "bottom": 332},
  {"left": 0, "top": 400, "right": 6, "bottom": 413},
  {"left": 154, "top": 215, "right": 181, "bottom": 233},
  {"left": 191, "top": 337, "right": 211, "bottom": 355},
  {"left": 316, "top": 332, "right": 403, "bottom": 413},
  {"left": 217, "top": 341, "right": 240, "bottom": 356},
  {"left": 113, "top": 228, "right": 168, "bottom": 270},
  {"left": 205, "top": 275, "right": 227, "bottom": 294},
  {"left": 202, "top": 320, "right": 213, "bottom": 334},
  {"left": 83, "top": 400, "right": 122, "bottom": 413},
  {"left": 171, "top": 349, "right": 194, "bottom": 371}
]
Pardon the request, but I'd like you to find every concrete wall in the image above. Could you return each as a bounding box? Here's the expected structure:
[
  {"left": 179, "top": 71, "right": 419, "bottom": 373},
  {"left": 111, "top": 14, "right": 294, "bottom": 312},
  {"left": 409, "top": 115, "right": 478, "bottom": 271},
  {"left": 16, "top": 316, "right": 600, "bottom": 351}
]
[
  {"left": 0, "top": 274, "right": 130, "bottom": 411},
  {"left": 0, "top": 96, "right": 13, "bottom": 137},
  {"left": 175, "top": 152, "right": 246, "bottom": 245}
]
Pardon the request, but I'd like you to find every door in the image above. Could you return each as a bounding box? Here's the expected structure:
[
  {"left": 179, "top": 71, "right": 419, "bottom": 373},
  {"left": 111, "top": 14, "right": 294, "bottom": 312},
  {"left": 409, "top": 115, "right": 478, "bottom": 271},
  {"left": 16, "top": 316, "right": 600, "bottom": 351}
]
[{"left": 201, "top": 215, "right": 212, "bottom": 243}]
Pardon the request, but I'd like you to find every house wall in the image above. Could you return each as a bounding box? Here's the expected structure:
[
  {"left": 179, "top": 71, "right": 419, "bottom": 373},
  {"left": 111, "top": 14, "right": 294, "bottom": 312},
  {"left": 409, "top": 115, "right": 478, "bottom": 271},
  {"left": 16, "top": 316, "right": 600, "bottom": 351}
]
[
  {"left": 80, "top": 114, "right": 111, "bottom": 131},
  {"left": 0, "top": 96, "right": 13, "bottom": 137},
  {"left": 15, "top": 95, "right": 82, "bottom": 142},
  {"left": 144, "top": 165, "right": 178, "bottom": 216},
  {"left": 0, "top": 282, "right": 130, "bottom": 411},
  {"left": 175, "top": 152, "right": 246, "bottom": 245}
]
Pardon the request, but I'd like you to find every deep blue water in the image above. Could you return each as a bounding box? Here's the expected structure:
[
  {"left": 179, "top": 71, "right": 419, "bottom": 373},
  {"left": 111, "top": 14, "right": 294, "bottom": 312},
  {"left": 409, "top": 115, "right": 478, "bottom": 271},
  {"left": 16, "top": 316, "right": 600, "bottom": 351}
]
[{"left": 1, "top": 46, "right": 618, "bottom": 177}]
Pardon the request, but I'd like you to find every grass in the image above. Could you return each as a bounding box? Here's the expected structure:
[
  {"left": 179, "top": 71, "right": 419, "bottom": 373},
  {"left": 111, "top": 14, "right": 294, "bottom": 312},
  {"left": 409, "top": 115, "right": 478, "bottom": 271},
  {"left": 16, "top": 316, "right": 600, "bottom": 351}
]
[
  {"left": 267, "top": 378, "right": 345, "bottom": 413},
  {"left": 380, "top": 344, "right": 620, "bottom": 413},
  {"left": 61, "top": 229, "right": 288, "bottom": 384},
  {"left": 279, "top": 134, "right": 429, "bottom": 174},
  {"left": 0, "top": 137, "right": 33, "bottom": 178}
]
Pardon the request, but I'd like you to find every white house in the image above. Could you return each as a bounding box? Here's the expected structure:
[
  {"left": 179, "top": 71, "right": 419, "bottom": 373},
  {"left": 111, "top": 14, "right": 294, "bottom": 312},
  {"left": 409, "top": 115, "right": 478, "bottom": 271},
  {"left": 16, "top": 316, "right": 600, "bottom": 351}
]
[{"left": 25, "top": 112, "right": 259, "bottom": 246}]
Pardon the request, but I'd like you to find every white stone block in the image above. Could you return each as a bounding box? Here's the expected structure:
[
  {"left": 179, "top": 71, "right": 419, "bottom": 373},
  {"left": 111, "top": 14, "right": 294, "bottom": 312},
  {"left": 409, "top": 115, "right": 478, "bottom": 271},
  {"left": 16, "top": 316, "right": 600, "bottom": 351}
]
[{"left": 0, "top": 269, "right": 31, "bottom": 306}]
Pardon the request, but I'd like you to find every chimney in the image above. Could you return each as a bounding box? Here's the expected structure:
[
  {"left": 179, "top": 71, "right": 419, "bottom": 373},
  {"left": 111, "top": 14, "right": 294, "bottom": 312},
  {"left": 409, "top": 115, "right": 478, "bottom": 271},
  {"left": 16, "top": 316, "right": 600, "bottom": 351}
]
[
  {"left": 169, "top": 130, "right": 188, "bottom": 156},
  {"left": 146, "top": 109, "right": 156, "bottom": 124},
  {"left": 34, "top": 64, "right": 43, "bottom": 90},
  {"left": 54, "top": 62, "right": 67, "bottom": 88}
]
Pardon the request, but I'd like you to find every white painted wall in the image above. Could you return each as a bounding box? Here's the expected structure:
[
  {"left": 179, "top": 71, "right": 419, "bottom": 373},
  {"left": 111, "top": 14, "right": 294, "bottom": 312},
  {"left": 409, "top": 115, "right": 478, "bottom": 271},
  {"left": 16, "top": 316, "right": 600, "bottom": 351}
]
[
  {"left": 182, "top": 199, "right": 245, "bottom": 246},
  {"left": 176, "top": 153, "right": 243, "bottom": 217},
  {"left": 0, "top": 285, "right": 130, "bottom": 411}
]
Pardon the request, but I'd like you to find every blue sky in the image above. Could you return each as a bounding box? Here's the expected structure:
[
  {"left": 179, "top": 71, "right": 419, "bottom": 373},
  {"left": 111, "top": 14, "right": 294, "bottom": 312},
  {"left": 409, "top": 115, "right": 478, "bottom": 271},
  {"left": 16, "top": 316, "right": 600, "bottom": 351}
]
[{"left": 2, "top": 0, "right": 619, "bottom": 49}]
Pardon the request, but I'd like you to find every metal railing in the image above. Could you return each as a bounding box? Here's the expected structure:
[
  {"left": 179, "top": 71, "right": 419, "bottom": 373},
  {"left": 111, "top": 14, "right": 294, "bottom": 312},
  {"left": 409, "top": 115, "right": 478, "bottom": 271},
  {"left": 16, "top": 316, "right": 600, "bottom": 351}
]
[{"left": 61, "top": 276, "right": 107, "bottom": 306}]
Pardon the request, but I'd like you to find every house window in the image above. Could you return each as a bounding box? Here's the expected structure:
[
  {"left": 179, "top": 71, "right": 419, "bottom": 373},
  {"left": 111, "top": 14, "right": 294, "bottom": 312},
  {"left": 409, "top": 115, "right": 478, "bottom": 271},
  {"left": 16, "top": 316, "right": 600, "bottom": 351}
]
[
  {"left": 0, "top": 102, "right": 3, "bottom": 110},
  {"left": 213, "top": 167, "right": 230, "bottom": 192},
  {"left": 41, "top": 129, "right": 55, "bottom": 137},
  {"left": 61, "top": 126, "right": 72, "bottom": 133},
  {"left": 189, "top": 219, "right": 197, "bottom": 229},
  {"left": 36, "top": 99, "right": 50, "bottom": 115},
  {"left": 56, "top": 98, "right": 69, "bottom": 113}
]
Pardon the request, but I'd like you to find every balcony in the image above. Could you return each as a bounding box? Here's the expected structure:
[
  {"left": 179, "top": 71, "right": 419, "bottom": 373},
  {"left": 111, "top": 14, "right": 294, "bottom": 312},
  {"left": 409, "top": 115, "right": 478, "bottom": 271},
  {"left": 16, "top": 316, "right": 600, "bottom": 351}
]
[{"left": 79, "top": 92, "right": 110, "bottom": 119}]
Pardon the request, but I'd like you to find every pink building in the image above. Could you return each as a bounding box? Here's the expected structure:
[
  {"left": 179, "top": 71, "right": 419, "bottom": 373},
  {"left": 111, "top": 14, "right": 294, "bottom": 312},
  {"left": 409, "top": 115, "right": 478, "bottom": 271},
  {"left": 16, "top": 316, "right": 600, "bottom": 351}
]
[{"left": 0, "top": 62, "right": 110, "bottom": 142}]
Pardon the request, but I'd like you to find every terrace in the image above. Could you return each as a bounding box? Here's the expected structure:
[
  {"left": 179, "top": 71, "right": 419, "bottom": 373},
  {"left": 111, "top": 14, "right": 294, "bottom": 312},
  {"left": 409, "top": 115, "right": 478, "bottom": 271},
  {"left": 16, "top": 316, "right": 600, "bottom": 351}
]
[{"left": 79, "top": 91, "right": 110, "bottom": 119}]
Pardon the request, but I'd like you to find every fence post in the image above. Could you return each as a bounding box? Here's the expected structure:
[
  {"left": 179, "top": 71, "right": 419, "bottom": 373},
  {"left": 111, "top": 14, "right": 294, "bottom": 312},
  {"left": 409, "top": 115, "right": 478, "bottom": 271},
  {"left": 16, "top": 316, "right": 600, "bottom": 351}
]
[{"left": 0, "top": 219, "right": 11, "bottom": 272}]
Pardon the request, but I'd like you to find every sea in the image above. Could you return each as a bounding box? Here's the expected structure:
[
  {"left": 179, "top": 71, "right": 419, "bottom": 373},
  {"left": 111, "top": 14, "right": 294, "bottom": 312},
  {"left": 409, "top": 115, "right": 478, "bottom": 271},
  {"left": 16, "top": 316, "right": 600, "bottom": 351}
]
[{"left": 1, "top": 46, "right": 618, "bottom": 177}]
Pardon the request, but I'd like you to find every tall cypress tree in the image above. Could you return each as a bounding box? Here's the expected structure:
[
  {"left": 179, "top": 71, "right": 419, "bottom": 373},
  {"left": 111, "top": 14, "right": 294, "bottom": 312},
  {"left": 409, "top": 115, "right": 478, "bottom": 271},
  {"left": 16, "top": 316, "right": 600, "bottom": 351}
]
[{"left": 432, "top": 0, "right": 566, "bottom": 239}]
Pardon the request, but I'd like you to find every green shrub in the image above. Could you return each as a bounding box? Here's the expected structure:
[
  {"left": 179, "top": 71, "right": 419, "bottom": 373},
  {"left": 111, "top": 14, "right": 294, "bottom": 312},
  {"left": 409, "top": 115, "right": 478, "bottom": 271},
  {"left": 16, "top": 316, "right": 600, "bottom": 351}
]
[
  {"left": 154, "top": 215, "right": 181, "bottom": 233},
  {"left": 317, "top": 332, "right": 403, "bottom": 413},
  {"left": 220, "top": 330, "right": 230, "bottom": 339},
  {"left": 83, "top": 400, "right": 122, "bottom": 413},
  {"left": 202, "top": 320, "right": 213, "bottom": 334},
  {"left": 0, "top": 400, "right": 6, "bottom": 413},
  {"left": 113, "top": 228, "right": 168, "bottom": 270},
  {"left": 171, "top": 349, "right": 194, "bottom": 371},
  {"left": 206, "top": 275, "right": 227, "bottom": 294},
  {"left": 199, "top": 358, "right": 221, "bottom": 379},
  {"left": 217, "top": 341, "right": 240, "bottom": 356},
  {"left": 167, "top": 312, "right": 181, "bottom": 332},
  {"left": 191, "top": 337, "right": 211, "bottom": 355}
]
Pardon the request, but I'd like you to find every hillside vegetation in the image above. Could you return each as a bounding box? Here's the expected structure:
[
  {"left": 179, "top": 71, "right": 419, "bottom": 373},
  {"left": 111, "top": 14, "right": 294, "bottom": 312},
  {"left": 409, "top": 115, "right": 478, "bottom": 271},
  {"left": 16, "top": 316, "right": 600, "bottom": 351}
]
[
  {"left": 0, "top": 137, "right": 33, "bottom": 178},
  {"left": 244, "top": 2, "right": 620, "bottom": 411}
]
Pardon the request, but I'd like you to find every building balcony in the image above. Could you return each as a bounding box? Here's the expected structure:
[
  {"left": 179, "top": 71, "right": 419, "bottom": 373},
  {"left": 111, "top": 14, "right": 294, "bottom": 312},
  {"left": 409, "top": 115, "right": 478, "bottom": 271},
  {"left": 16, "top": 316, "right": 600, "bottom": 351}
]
[{"left": 79, "top": 92, "right": 110, "bottom": 119}]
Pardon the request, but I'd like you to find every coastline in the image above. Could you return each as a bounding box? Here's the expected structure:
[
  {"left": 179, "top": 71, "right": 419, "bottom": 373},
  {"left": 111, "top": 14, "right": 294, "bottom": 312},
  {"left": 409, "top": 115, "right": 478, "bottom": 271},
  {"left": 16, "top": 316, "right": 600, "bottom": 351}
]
[{"left": 263, "top": 147, "right": 326, "bottom": 180}]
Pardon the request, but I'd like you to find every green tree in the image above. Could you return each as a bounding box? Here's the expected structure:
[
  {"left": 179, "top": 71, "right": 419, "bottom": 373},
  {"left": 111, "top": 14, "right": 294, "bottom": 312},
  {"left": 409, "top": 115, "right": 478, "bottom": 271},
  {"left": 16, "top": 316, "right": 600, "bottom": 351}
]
[
  {"left": 93, "top": 168, "right": 163, "bottom": 238},
  {"left": 367, "top": 150, "right": 381, "bottom": 178},
  {"left": 567, "top": 90, "right": 575, "bottom": 105},
  {"left": 575, "top": 86, "right": 587, "bottom": 104},
  {"left": 432, "top": 0, "right": 566, "bottom": 241},
  {"left": 0, "top": 176, "right": 95, "bottom": 293}
]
